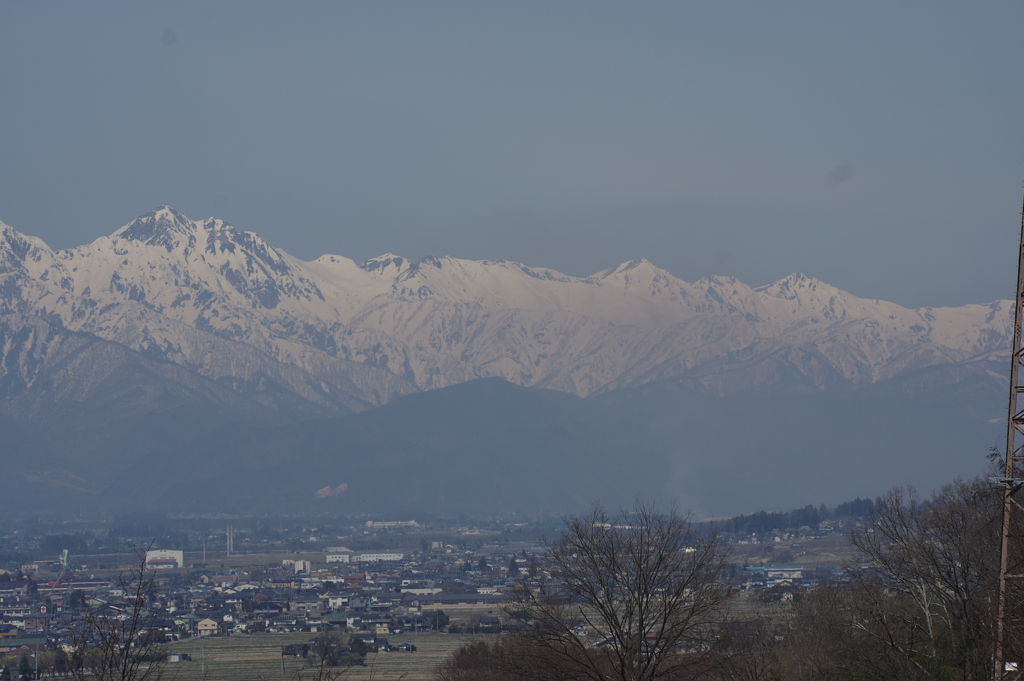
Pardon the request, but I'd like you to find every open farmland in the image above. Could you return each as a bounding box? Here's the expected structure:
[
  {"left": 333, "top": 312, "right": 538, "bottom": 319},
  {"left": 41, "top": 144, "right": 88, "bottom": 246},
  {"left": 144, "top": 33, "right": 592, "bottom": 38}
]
[{"left": 167, "top": 632, "right": 486, "bottom": 681}]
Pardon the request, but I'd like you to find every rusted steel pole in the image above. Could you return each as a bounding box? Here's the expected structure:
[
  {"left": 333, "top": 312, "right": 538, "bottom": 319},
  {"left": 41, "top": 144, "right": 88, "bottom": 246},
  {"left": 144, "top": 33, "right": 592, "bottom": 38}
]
[{"left": 994, "top": 189, "right": 1024, "bottom": 680}]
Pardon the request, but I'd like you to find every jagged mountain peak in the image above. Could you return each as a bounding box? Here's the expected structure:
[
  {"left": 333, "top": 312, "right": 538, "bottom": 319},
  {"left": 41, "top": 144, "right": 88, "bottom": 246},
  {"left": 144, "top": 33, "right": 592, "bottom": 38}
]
[
  {"left": 617, "top": 257, "right": 655, "bottom": 271},
  {"left": 410, "top": 254, "right": 456, "bottom": 269},
  {"left": 757, "top": 272, "right": 836, "bottom": 297},
  {"left": 360, "top": 253, "right": 410, "bottom": 277},
  {"left": 592, "top": 258, "right": 662, "bottom": 279},
  {"left": 685, "top": 275, "right": 761, "bottom": 318},
  {"left": 396, "top": 255, "right": 485, "bottom": 284},
  {"left": 757, "top": 272, "right": 865, "bottom": 308},
  {"left": 588, "top": 259, "right": 695, "bottom": 304},
  {"left": 107, "top": 208, "right": 292, "bottom": 274},
  {"left": 0, "top": 221, "right": 65, "bottom": 316},
  {"left": 111, "top": 206, "right": 198, "bottom": 251},
  {"left": 0, "top": 221, "right": 52, "bottom": 264},
  {"left": 199, "top": 221, "right": 290, "bottom": 269},
  {"left": 751, "top": 272, "right": 916, "bottom": 326}
]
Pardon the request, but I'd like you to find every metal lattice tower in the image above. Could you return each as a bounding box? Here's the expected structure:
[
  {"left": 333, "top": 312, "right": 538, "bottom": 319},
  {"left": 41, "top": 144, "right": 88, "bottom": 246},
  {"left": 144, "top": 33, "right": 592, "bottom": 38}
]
[{"left": 994, "top": 192, "right": 1024, "bottom": 680}]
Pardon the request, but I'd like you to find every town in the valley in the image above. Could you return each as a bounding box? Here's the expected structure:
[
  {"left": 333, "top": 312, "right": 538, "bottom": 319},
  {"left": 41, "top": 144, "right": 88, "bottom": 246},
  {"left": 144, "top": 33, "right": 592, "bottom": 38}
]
[{"left": 0, "top": 508, "right": 862, "bottom": 676}]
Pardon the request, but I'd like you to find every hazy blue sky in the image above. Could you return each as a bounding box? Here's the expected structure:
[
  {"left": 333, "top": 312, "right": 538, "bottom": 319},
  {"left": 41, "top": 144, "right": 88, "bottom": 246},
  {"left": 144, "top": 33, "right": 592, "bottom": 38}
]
[{"left": 2, "top": 2, "right": 1023, "bottom": 308}]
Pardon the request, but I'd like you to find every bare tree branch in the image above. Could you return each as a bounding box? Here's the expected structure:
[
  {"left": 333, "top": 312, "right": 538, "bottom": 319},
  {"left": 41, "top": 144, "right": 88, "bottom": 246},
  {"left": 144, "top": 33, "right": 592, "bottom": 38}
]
[{"left": 505, "top": 501, "right": 727, "bottom": 681}]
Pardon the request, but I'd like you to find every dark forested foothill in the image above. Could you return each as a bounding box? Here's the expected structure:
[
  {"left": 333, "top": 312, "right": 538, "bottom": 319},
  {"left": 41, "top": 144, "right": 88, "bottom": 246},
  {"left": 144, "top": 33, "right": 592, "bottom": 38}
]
[{"left": 706, "top": 496, "right": 875, "bottom": 538}]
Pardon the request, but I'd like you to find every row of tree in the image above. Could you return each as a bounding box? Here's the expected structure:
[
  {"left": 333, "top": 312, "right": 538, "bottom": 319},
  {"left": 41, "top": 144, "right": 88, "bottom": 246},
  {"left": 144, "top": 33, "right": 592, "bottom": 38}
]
[
  {"left": 707, "top": 497, "right": 875, "bottom": 537},
  {"left": 436, "top": 480, "right": 1024, "bottom": 681}
]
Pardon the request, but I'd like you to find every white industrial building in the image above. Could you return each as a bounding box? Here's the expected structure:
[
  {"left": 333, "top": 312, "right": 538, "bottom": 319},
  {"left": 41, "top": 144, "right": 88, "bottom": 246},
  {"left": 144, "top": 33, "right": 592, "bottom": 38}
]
[
  {"left": 359, "top": 553, "right": 404, "bottom": 562},
  {"left": 145, "top": 549, "right": 184, "bottom": 569}
]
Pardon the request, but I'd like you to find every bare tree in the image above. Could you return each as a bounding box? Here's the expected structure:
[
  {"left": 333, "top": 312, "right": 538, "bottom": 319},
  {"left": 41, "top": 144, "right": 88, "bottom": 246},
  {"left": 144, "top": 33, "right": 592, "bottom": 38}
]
[
  {"left": 57, "top": 546, "right": 171, "bottom": 681},
  {"left": 847, "top": 479, "right": 1001, "bottom": 681},
  {"left": 433, "top": 640, "right": 520, "bottom": 681},
  {"left": 505, "top": 501, "right": 727, "bottom": 681},
  {"left": 709, "top": 610, "right": 782, "bottom": 681},
  {"left": 291, "top": 629, "right": 358, "bottom": 681}
]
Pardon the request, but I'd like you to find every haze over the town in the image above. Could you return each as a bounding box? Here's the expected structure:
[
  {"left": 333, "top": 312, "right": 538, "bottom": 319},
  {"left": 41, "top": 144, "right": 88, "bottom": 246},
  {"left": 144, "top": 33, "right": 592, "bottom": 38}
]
[{"left": 2, "top": 2, "right": 1023, "bottom": 310}]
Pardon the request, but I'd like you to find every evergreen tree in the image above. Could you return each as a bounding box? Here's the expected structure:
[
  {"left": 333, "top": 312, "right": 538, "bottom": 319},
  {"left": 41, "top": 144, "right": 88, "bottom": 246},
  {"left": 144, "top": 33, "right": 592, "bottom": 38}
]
[{"left": 432, "top": 610, "right": 450, "bottom": 631}]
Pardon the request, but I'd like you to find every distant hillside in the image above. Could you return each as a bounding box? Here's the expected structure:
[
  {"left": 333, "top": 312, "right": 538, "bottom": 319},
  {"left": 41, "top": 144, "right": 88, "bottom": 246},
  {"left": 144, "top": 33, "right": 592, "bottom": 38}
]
[{"left": 1, "top": 363, "right": 1002, "bottom": 518}]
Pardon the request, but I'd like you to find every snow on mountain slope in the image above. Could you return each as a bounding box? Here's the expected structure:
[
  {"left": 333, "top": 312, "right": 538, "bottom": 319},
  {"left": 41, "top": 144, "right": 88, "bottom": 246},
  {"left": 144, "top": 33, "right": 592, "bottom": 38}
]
[
  {"left": 0, "top": 314, "right": 303, "bottom": 426},
  {"left": 0, "top": 207, "right": 1013, "bottom": 414}
]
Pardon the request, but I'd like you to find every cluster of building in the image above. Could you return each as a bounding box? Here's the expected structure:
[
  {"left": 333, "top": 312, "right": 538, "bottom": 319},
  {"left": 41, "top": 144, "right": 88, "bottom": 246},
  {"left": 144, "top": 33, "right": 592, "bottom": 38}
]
[
  {"left": 0, "top": 513, "right": 861, "bottom": 670},
  {"left": 0, "top": 544, "right": 531, "bottom": 667}
]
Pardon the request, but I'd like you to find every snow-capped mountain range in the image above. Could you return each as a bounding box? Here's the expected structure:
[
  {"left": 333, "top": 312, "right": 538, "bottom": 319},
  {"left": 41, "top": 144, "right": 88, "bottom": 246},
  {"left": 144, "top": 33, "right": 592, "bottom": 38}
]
[{"left": 0, "top": 206, "right": 1012, "bottom": 422}]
